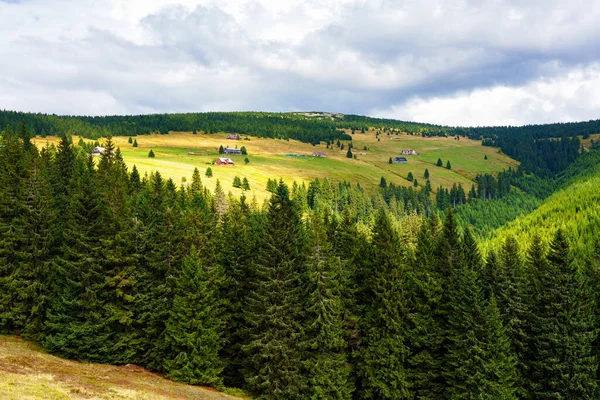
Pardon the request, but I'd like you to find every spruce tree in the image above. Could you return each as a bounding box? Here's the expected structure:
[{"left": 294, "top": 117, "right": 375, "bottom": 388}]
[
  {"left": 133, "top": 171, "right": 185, "bottom": 371},
  {"left": 163, "top": 248, "right": 223, "bottom": 386},
  {"left": 528, "top": 230, "right": 598, "bottom": 398},
  {"left": 191, "top": 167, "right": 203, "bottom": 192},
  {"left": 44, "top": 157, "right": 112, "bottom": 362},
  {"left": 242, "top": 177, "right": 250, "bottom": 191},
  {"left": 205, "top": 167, "right": 213, "bottom": 178},
  {"left": 356, "top": 209, "right": 409, "bottom": 399},
  {"left": 436, "top": 158, "right": 443, "bottom": 167},
  {"left": 218, "top": 197, "right": 255, "bottom": 387},
  {"left": 446, "top": 160, "right": 452, "bottom": 169},
  {"left": 303, "top": 210, "right": 353, "bottom": 399},
  {"left": 445, "top": 266, "right": 516, "bottom": 399},
  {"left": 129, "top": 165, "right": 142, "bottom": 193},
  {"left": 424, "top": 168, "right": 430, "bottom": 179},
  {"left": 405, "top": 218, "right": 445, "bottom": 398},
  {"left": 148, "top": 149, "right": 155, "bottom": 158},
  {"left": 133, "top": 139, "right": 138, "bottom": 147},
  {"left": 243, "top": 181, "right": 307, "bottom": 399}
]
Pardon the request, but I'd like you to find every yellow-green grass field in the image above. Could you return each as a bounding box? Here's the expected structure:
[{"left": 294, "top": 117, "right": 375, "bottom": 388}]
[
  {"left": 0, "top": 336, "right": 243, "bottom": 400},
  {"left": 34, "top": 129, "right": 518, "bottom": 202}
]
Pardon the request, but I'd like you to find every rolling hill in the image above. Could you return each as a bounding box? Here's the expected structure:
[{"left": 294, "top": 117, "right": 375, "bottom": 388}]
[{"left": 33, "top": 129, "right": 517, "bottom": 202}]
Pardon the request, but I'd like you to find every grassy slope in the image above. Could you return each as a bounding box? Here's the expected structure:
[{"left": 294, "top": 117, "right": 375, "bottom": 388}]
[
  {"left": 482, "top": 165, "right": 600, "bottom": 261},
  {"left": 0, "top": 336, "right": 243, "bottom": 400},
  {"left": 34, "top": 129, "right": 517, "bottom": 202}
]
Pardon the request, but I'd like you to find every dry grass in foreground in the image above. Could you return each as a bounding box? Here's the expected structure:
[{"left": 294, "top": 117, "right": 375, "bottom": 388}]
[{"left": 0, "top": 336, "right": 245, "bottom": 400}]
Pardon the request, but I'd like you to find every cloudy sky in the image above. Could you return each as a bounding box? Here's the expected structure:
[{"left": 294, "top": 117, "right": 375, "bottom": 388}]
[{"left": 1, "top": 0, "right": 599, "bottom": 126}]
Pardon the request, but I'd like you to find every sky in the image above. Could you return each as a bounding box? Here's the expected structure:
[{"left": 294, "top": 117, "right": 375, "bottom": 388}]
[{"left": 0, "top": 0, "right": 599, "bottom": 126}]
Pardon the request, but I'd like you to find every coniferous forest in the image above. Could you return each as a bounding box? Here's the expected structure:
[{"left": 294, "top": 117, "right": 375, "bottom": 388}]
[{"left": 1, "top": 122, "right": 600, "bottom": 399}]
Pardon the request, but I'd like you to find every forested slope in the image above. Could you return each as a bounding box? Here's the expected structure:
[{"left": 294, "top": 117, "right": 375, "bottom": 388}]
[
  {"left": 2, "top": 124, "right": 600, "bottom": 399},
  {"left": 482, "top": 147, "right": 600, "bottom": 261}
]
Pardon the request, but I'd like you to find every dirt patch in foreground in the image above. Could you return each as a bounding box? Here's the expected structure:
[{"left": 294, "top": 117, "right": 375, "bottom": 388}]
[{"left": 0, "top": 336, "right": 241, "bottom": 400}]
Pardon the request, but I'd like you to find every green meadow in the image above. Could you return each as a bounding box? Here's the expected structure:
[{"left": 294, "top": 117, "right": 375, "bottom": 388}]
[{"left": 35, "top": 129, "right": 518, "bottom": 202}]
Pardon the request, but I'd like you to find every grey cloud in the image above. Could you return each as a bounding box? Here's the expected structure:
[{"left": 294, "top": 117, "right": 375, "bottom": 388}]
[{"left": 1, "top": 0, "right": 599, "bottom": 125}]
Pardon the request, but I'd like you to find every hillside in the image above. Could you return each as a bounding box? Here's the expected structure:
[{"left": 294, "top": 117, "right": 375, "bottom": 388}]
[
  {"left": 482, "top": 147, "right": 600, "bottom": 260},
  {"left": 33, "top": 130, "right": 517, "bottom": 201},
  {"left": 0, "top": 336, "right": 243, "bottom": 400}
]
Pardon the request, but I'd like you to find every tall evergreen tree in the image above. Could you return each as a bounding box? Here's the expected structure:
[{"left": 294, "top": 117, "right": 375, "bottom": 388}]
[
  {"left": 527, "top": 230, "right": 598, "bottom": 398},
  {"left": 243, "top": 181, "right": 308, "bottom": 399},
  {"left": 163, "top": 248, "right": 223, "bottom": 386},
  {"left": 445, "top": 265, "right": 516, "bottom": 399},
  {"left": 356, "top": 209, "right": 409, "bottom": 399},
  {"left": 44, "top": 157, "right": 112, "bottom": 362},
  {"left": 405, "top": 218, "right": 445, "bottom": 399},
  {"left": 303, "top": 210, "right": 353, "bottom": 399}
]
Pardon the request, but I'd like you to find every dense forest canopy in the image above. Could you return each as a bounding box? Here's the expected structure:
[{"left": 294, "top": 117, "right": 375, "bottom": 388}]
[{"left": 1, "top": 123, "right": 600, "bottom": 399}]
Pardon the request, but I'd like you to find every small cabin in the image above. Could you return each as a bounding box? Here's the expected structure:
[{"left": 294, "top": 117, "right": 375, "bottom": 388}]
[
  {"left": 224, "top": 148, "right": 242, "bottom": 155},
  {"left": 401, "top": 149, "right": 419, "bottom": 155},
  {"left": 227, "top": 134, "right": 241, "bottom": 140},
  {"left": 215, "top": 157, "right": 235, "bottom": 166},
  {"left": 91, "top": 146, "right": 106, "bottom": 156},
  {"left": 312, "top": 151, "right": 327, "bottom": 157},
  {"left": 393, "top": 157, "right": 408, "bottom": 164}
]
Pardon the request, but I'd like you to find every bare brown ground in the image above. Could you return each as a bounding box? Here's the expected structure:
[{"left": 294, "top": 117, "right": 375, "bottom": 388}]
[{"left": 0, "top": 336, "right": 244, "bottom": 400}]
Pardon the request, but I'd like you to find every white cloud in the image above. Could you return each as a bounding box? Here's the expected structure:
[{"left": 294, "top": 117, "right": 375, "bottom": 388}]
[
  {"left": 0, "top": 0, "right": 599, "bottom": 124},
  {"left": 371, "top": 63, "right": 600, "bottom": 126}
]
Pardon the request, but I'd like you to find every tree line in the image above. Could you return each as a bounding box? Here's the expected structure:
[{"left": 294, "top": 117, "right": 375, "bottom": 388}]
[{"left": 1, "top": 126, "right": 600, "bottom": 398}]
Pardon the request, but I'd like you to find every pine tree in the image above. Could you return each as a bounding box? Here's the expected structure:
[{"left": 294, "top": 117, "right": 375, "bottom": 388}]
[
  {"left": 405, "top": 218, "right": 445, "bottom": 399},
  {"left": 356, "top": 209, "right": 409, "bottom": 399},
  {"left": 233, "top": 176, "right": 242, "bottom": 188},
  {"left": 218, "top": 197, "right": 256, "bottom": 387},
  {"left": 480, "top": 249, "right": 500, "bottom": 299},
  {"left": 303, "top": 211, "right": 353, "bottom": 399},
  {"left": 205, "top": 167, "right": 213, "bottom": 178},
  {"left": 244, "top": 157, "right": 249, "bottom": 164},
  {"left": 130, "top": 165, "right": 142, "bottom": 193},
  {"left": 379, "top": 176, "right": 387, "bottom": 188},
  {"left": 407, "top": 172, "right": 413, "bottom": 181},
  {"left": 219, "top": 145, "right": 224, "bottom": 154},
  {"left": 0, "top": 132, "right": 54, "bottom": 339},
  {"left": 19, "top": 120, "right": 32, "bottom": 152},
  {"left": 528, "top": 230, "right": 598, "bottom": 398},
  {"left": 388, "top": 157, "right": 392, "bottom": 164},
  {"left": 163, "top": 248, "right": 223, "bottom": 386},
  {"left": 128, "top": 137, "right": 133, "bottom": 144},
  {"left": 44, "top": 158, "right": 112, "bottom": 362},
  {"left": 133, "top": 139, "right": 138, "bottom": 147},
  {"left": 424, "top": 168, "right": 430, "bottom": 179},
  {"left": 445, "top": 266, "right": 516, "bottom": 399},
  {"left": 0, "top": 128, "right": 29, "bottom": 333},
  {"left": 242, "top": 177, "right": 250, "bottom": 191},
  {"left": 148, "top": 149, "right": 155, "bottom": 158},
  {"left": 436, "top": 158, "right": 443, "bottom": 167},
  {"left": 446, "top": 160, "right": 452, "bottom": 169},
  {"left": 242, "top": 181, "right": 308, "bottom": 399},
  {"left": 346, "top": 148, "right": 353, "bottom": 158}
]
